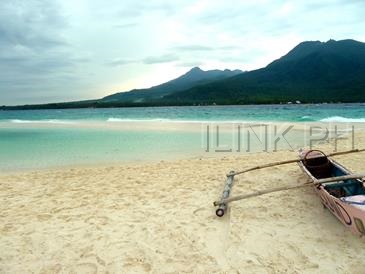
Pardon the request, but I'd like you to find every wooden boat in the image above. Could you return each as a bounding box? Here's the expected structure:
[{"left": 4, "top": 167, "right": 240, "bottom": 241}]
[
  {"left": 214, "top": 149, "right": 365, "bottom": 236},
  {"left": 298, "top": 149, "right": 365, "bottom": 236}
]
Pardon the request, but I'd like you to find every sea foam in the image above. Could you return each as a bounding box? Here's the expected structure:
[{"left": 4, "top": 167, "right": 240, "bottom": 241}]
[
  {"left": 107, "top": 118, "right": 171, "bottom": 122},
  {"left": 320, "top": 116, "right": 365, "bottom": 123},
  {"left": 106, "top": 117, "right": 258, "bottom": 124},
  {"left": 10, "top": 119, "right": 75, "bottom": 124}
]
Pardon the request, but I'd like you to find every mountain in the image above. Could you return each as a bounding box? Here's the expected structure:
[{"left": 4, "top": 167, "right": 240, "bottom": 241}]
[
  {"left": 163, "top": 39, "right": 365, "bottom": 104},
  {"left": 102, "top": 67, "right": 243, "bottom": 103}
]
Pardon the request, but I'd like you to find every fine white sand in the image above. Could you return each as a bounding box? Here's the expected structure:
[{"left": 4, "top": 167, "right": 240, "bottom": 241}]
[{"left": 1, "top": 137, "right": 365, "bottom": 273}]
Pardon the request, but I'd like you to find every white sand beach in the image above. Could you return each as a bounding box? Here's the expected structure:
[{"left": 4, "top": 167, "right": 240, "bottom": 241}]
[{"left": 1, "top": 136, "right": 365, "bottom": 273}]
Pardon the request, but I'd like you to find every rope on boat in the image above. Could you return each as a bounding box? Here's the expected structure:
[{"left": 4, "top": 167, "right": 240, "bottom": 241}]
[{"left": 215, "top": 171, "right": 235, "bottom": 217}]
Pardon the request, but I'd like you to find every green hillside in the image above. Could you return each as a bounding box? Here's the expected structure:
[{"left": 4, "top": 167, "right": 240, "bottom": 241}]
[
  {"left": 163, "top": 39, "right": 365, "bottom": 104},
  {"left": 102, "top": 67, "right": 242, "bottom": 103}
]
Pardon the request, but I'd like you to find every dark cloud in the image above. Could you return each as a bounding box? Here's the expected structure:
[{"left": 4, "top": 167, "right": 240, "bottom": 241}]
[
  {"left": 0, "top": 1, "right": 67, "bottom": 51},
  {"left": 0, "top": 0, "right": 89, "bottom": 104}
]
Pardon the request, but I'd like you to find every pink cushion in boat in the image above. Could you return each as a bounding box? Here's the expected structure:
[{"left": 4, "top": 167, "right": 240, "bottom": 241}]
[{"left": 341, "top": 195, "right": 365, "bottom": 211}]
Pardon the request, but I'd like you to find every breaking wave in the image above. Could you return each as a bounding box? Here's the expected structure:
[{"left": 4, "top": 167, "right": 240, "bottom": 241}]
[
  {"left": 9, "top": 119, "right": 75, "bottom": 124},
  {"left": 320, "top": 116, "right": 365, "bottom": 123}
]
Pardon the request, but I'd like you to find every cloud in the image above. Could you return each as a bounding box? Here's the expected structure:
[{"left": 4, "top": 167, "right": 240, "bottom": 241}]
[
  {"left": 107, "top": 59, "right": 138, "bottom": 66},
  {"left": 112, "top": 1, "right": 180, "bottom": 19},
  {"left": 0, "top": 0, "right": 94, "bottom": 104},
  {"left": 143, "top": 54, "right": 179, "bottom": 64},
  {"left": 172, "top": 45, "right": 214, "bottom": 51},
  {"left": 106, "top": 54, "right": 180, "bottom": 67},
  {"left": 1, "top": 0, "right": 365, "bottom": 104},
  {"left": 113, "top": 23, "right": 138, "bottom": 29},
  {"left": 0, "top": 1, "right": 67, "bottom": 51},
  {"left": 176, "top": 61, "right": 204, "bottom": 67},
  {"left": 171, "top": 44, "right": 242, "bottom": 52}
]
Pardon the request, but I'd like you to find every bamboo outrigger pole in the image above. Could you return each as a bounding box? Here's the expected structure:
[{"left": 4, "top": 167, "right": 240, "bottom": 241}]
[
  {"left": 214, "top": 173, "right": 365, "bottom": 206},
  {"left": 215, "top": 148, "right": 365, "bottom": 217},
  {"left": 214, "top": 182, "right": 312, "bottom": 206},
  {"left": 230, "top": 149, "right": 365, "bottom": 177},
  {"left": 215, "top": 171, "right": 235, "bottom": 217},
  {"left": 315, "top": 173, "right": 365, "bottom": 185}
]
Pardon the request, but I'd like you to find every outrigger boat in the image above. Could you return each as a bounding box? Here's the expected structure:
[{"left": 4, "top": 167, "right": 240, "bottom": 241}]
[{"left": 214, "top": 149, "right": 365, "bottom": 236}]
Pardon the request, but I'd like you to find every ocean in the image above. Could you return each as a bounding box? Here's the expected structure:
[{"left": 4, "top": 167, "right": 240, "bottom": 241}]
[
  {"left": 1, "top": 104, "right": 364, "bottom": 172},
  {"left": 2, "top": 104, "right": 365, "bottom": 123}
]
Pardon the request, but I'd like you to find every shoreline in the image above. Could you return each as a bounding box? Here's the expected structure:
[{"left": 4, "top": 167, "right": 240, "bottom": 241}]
[
  {"left": 1, "top": 102, "right": 365, "bottom": 111},
  {"left": 0, "top": 122, "right": 363, "bottom": 174},
  {"left": 2, "top": 119, "right": 365, "bottom": 129}
]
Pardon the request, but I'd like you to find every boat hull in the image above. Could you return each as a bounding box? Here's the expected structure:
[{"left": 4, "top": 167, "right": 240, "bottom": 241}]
[{"left": 298, "top": 153, "right": 365, "bottom": 236}]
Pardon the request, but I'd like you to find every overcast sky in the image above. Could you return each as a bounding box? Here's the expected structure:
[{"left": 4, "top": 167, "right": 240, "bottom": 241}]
[{"left": 1, "top": 0, "right": 365, "bottom": 105}]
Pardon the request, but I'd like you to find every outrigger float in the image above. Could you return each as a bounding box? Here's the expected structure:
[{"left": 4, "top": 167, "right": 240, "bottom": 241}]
[{"left": 214, "top": 149, "right": 365, "bottom": 236}]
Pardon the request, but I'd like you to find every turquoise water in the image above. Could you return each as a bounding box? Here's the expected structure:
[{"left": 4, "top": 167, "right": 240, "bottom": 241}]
[
  {"left": 1, "top": 104, "right": 365, "bottom": 122},
  {"left": 0, "top": 127, "right": 203, "bottom": 171},
  {"left": 0, "top": 104, "right": 364, "bottom": 172}
]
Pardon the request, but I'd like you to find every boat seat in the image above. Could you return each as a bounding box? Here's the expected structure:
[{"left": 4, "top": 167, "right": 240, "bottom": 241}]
[
  {"left": 341, "top": 195, "right": 365, "bottom": 211},
  {"left": 325, "top": 180, "right": 364, "bottom": 196},
  {"left": 324, "top": 180, "right": 358, "bottom": 188}
]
